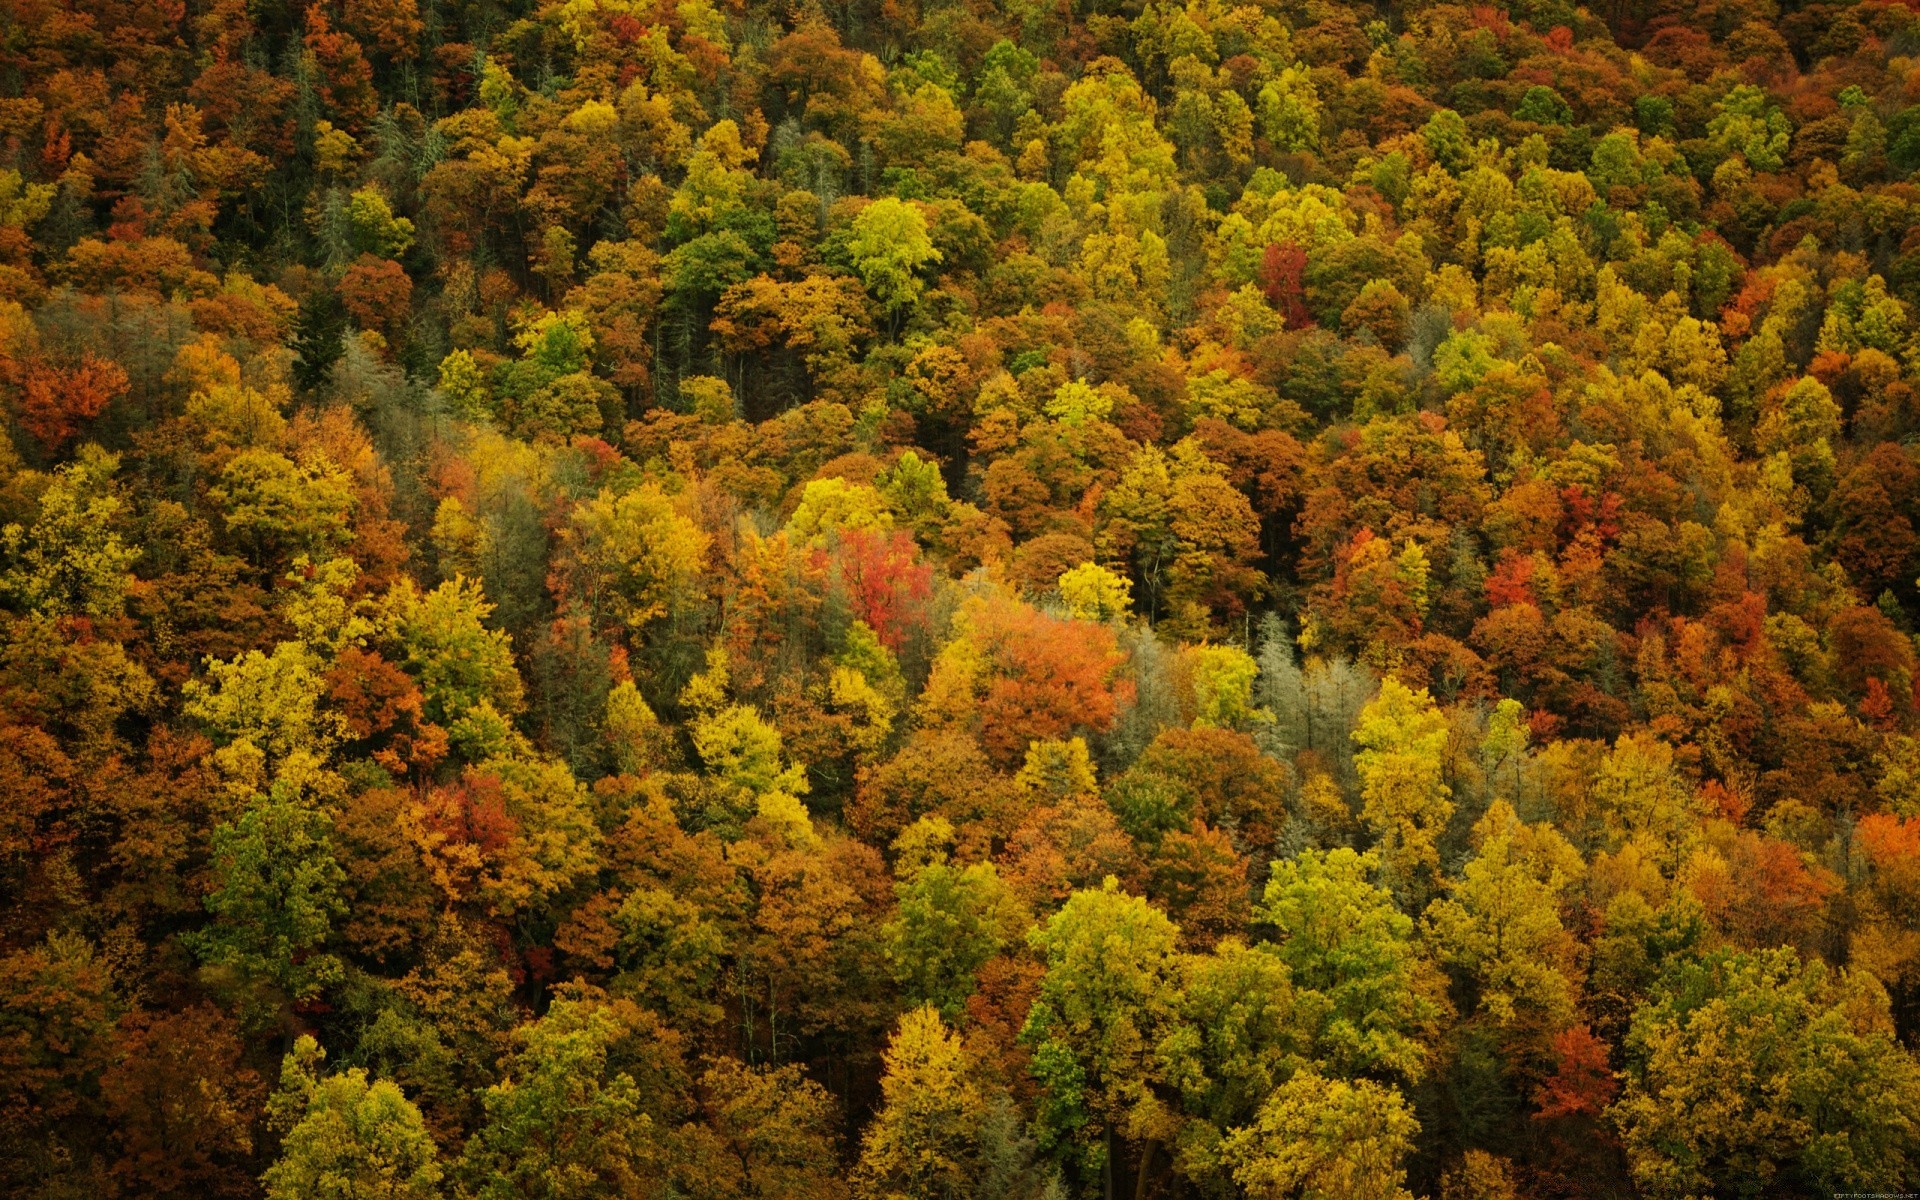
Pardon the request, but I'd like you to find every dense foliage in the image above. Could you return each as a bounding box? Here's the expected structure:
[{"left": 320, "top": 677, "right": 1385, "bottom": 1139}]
[{"left": 4, "top": 0, "right": 1920, "bottom": 1194}]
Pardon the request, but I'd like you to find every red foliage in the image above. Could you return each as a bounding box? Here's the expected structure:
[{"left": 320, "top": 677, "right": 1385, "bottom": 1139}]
[
  {"left": 1863, "top": 676, "right": 1898, "bottom": 730},
  {"left": 338, "top": 254, "right": 414, "bottom": 336},
  {"left": 1557, "top": 485, "right": 1622, "bottom": 547},
  {"left": 968, "top": 593, "right": 1134, "bottom": 767},
  {"left": 324, "top": 646, "right": 447, "bottom": 773},
  {"left": 1484, "top": 551, "right": 1537, "bottom": 609},
  {"left": 420, "top": 771, "right": 520, "bottom": 855},
  {"left": 1258, "top": 242, "right": 1313, "bottom": 329},
  {"left": 13, "top": 354, "right": 129, "bottom": 453},
  {"left": 1701, "top": 778, "right": 1751, "bottom": 825},
  {"left": 820, "top": 527, "right": 934, "bottom": 653},
  {"left": 1534, "top": 1025, "right": 1619, "bottom": 1120},
  {"left": 1829, "top": 605, "right": 1915, "bottom": 710}
]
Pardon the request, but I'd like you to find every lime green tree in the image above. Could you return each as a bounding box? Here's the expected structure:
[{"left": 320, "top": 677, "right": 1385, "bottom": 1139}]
[
  {"left": 1022, "top": 879, "right": 1183, "bottom": 1192},
  {"left": 263, "top": 1036, "right": 443, "bottom": 1200}
]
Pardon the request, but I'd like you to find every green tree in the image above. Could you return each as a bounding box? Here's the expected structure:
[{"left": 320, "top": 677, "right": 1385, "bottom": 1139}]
[
  {"left": 1185, "top": 644, "right": 1271, "bottom": 730},
  {"left": 1612, "top": 948, "right": 1920, "bottom": 1198},
  {"left": 380, "top": 577, "right": 526, "bottom": 761},
  {"left": 1708, "top": 85, "right": 1791, "bottom": 171},
  {"left": 1021, "top": 878, "right": 1182, "bottom": 1193},
  {"left": 1154, "top": 938, "right": 1301, "bottom": 1186},
  {"left": 460, "top": 987, "right": 681, "bottom": 1200},
  {"left": 884, "top": 856, "right": 1030, "bottom": 1021},
  {"left": 1257, "top": 848, "right": 1431, "bottom": 1082},
  {"left": 189, "top": 778, "right": 347, "bottom": 1023},
  {"left": 263, "top": 1036, "right": 443, "bottom": 1200},
  {"left": 846, "top": 198, "right": 941, "bottom": 315}
]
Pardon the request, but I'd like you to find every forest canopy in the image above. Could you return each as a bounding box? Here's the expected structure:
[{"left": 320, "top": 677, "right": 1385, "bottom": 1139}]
[{"left": 4, "top": 0, "right": 1920, "bottom": 1194}]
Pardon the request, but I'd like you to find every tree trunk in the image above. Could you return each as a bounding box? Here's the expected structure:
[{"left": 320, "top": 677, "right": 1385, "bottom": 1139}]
[
  {"left": 1133, "top": 1139, "right": 1158, "bottom": 1200},
  {"left": 1104, "top": 1123, "right": 1115, "bottom": 1200}
]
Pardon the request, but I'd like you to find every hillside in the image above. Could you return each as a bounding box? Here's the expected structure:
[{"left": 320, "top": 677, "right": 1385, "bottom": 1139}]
[{"left": 3, "top": 0, "right": 1920, "bottom": 1195}]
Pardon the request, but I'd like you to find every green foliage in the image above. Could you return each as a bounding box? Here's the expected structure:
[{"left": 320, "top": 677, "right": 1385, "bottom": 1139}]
[
  {"left": 1614, "top": 948, "right": 1920, "bottom": 1197},
  {"left": 1258, "top": 849, "right": 1430, "bottom": 1081},
  {"left": 346, "top": 187, "right": 417, "bottom": 258},
  {"left": 190, "top": 778, "right": 348, "bottom": 1019},
  {"left": 885, "top": 858, "right": 1030, "bottom": 1019},
  {"left": 1022, "top": 879, "right": 1182, "bottom": 1177},
  {"left": 381, "top": 576, "right": 526, "bottom": 757},
  {"left": 264, "top": 1036, "right": 444, "bottom": 1200},
  {"left": 1709, "top": 86, "right": 1792, "bottom": 172},
  {"left": 459, "top": 988, "right": 674, "bottom": 1200},
  {"left": 846, "top": 197, "right": 941, "bottom": 314}
]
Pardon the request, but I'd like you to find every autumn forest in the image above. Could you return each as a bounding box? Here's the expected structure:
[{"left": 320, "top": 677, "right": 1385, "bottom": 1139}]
[{"left": 1, "top": 0, "right": 1919, "bottom": 1194}]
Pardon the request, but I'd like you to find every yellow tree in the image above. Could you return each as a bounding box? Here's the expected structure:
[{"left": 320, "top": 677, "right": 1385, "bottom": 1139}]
[
  {"left": 853, "top": 1006, "right": 1048, "bottom": 1200},
  {"left": 1220, "top": 1069, "right": 1419, "bottom": 1200},
  {"left": 1352, "top": 678, "right": 1454, "bottom": 903},
  {"left": 1425, "top": 801, "right": 1585, "bottom": 1035},
  {"left": 557, "top": 482, "right": 709, "bottom": 636}
]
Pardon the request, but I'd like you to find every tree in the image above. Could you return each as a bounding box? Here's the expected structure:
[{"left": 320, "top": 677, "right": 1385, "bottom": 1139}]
[
  {"left": 380, "top": 577, "right": 526, "bottom": 761},
  {"left": 1220, "top": 1068, "right": 1419, "bottom": 1200},
  {"left": 189, "top": 777, "right": 348, "bottom": 1024},
  {"left": 185, "top": 640, "right": 345, "bottom": 766},
  {"left": 923, "top": 593, "right": 1134, "bottom": 768},
  {"left": 846, "top": 198, "right": 941, "bottom": 318},
  {"left": 13, "top": 353, "right": 127, "bottom": 454},
  {"left": 1593, "top": 732, "right": 1700, "bottom": 875},
  {"left": 557, "top": 482, "right": 709, "bottom": 635},
  {"left": 1352, "top": 678, "right": 1453, "bottom": 901},
  {"left": 1154, "top": 938, "right": 1300, "bottom": 1187},
  {"left": 460, "top": 987, "right": 683, "bottom": 1200},
  {"left": 210, "top": 448, "right": 357, "bottom": 565},
  {"left": 1058, "top": 562, "right": 1132, "bottom": 622},
  {"left": 1612, "top": 948, "right": 1920, "bottom": 1197},
  {"left": 103, "top": 1004, "right": 264, "bottom": 1199},
  {"left": 677, "top": 1058, "right": 842, "bottom": 1200},
  {"left": 1257, "top": 848, "right": 1431, "bottom": 1082},
  {"left": 1185, "top": 643, "right": 1271, "bottom": 730},
  {"left": 854, "top": 1006, "right": 1051, "bottom": 1200},
  {"left": 1108, "top": 725, "right": 1291, "bottom": 855},
  {"left": 410, "top": 757, "right": 601, "bottom": 919},
  {"left": 885, "top": 855, "right": 1030, "bottom": 1021},
  {"left": 1021, "top": 878, "right": 1183, "bottom": 1195},
  {"left": 0, "top": 932, "right": 123, "bottom": 1193},
  {"left": 1425, "top": 801, "right": 1585, "bottom": 1035},
  {"left": 340, "top": 255, "right": 414, "bottom": 338},
  {"left": 850, "top": 730, "right": 1017, "bottom": 852},
  {"left": 263, "top": 1036, "right": 443, "bottom": 1200},
  {"left": 0, "top": 445, "right": 140, "bottom": 619},
  {"left": 1708, "top": 85, "right": 1791, "bottom": 171}
]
